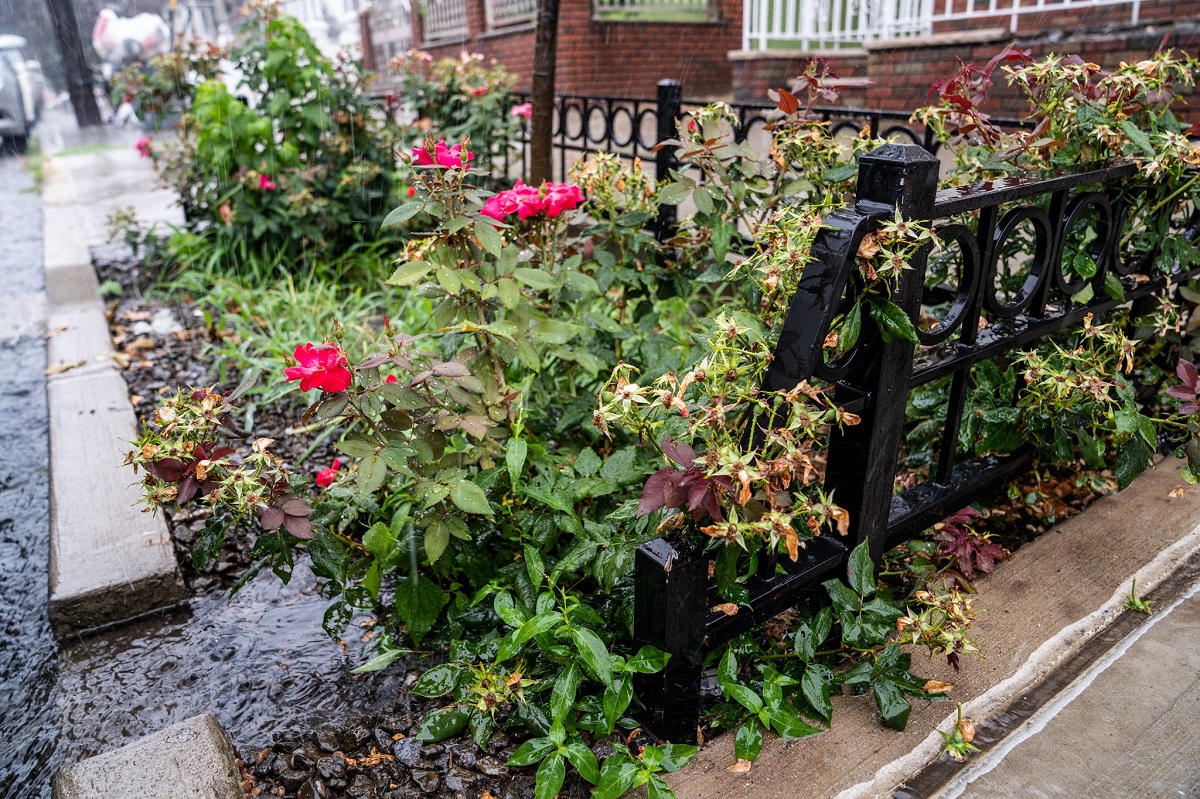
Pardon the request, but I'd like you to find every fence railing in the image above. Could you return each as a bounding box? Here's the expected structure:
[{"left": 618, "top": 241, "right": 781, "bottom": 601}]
[
  {"left": 486, "top": 0, "right": 538, "bottom": 27},
  {"left": 631, "top": 141, "right": 1200, "bottom": 742},
  {"left": 742, "top": 0, "right": 1142, "bottom": 51},
  {"left": 421, "top": 0, "right": 469, "bottom": 40},
  {"left": 502, "top": 79, "right": 1026, "bottom": 236}
]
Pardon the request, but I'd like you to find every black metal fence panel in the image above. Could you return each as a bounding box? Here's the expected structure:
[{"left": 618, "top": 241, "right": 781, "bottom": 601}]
[{"left": 632, "top": 142, "right": 1200, "bottom": 742}]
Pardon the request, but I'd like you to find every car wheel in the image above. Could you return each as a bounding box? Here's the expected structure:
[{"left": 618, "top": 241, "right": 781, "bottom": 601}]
[{"left": 8, "top": 134, "right": 28, "bottom": 154}]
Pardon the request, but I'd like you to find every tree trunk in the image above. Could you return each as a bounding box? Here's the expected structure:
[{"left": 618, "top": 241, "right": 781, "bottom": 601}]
[
  {"left": 529, "top": 0, "right": 560, "bottom": 185},
  {"left": 46, "top": 0, "right": 103, "bottom": 128}
]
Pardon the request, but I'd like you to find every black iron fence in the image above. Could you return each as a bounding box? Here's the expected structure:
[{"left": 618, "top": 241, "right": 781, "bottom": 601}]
[
  {"left": 631, "top": 143, "right": 1200, "bottom": 742},
  {"left": 502, "top": 79, "right": 1026, "bottom": 237}
]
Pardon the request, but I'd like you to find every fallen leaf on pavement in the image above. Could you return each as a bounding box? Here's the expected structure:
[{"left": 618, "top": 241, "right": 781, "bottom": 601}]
[
  {"left": 45, "top": 360, "right": 85, "bottom": 375},
  {"left": 726, "top": 758, "right": 753, "bottom": 773}
]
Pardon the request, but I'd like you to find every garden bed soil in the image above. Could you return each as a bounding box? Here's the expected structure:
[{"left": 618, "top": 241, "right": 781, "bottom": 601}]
[
  {"left": 95, "top": 243, "right": 1119, "bottom": 799},
  {"left": 97, "top": 244, "right": 610, "bottom": 799}
]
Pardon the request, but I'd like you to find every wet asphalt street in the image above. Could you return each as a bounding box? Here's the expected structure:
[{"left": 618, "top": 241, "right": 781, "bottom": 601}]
[{"left": 0, "top": 149, "right": 58, "bottom": 799}]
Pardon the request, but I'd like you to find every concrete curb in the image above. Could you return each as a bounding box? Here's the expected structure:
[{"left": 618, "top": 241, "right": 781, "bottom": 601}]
[
  {"left": 42, "top": 148, "right": 186, "bottom": 635},
  {"left": 53, "top": 714, "right": 247, "bottom": 799}
]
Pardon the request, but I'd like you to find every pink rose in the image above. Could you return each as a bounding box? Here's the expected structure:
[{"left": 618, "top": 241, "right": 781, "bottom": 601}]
[
  {"left": 544, "top": 183, "right": 583, "bottom": 218},
  {"left": 135, "top": 137, "right": 152, "bottom": 158},
  {"left": 284, "top": 343, "right": 352, "bottom": 393},
  {"left": 259, "top": 174, "right": 276, "bottom": 191},
  {"left": 510, "top": 103, "right": 533, "bottom": 120}
]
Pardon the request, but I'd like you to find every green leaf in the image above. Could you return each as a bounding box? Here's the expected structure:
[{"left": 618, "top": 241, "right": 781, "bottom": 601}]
[
  {"left": 1104, "top": 273, "right": 1126, "bottom": 301},
  {"left": 839, "top": 301, "right": 862, "bottom": 353},
  {"left": 1119, "top": 119, "right": 1156, "bottom": 155},
  {"left": 574, "top": 447, "right": 602, "bottom": 477},
  {"left": 564, "top": 740, "right": 601, "bottom": 785},
  {"left": 599, "top": 447, "right": 639, "bottom": 484},
  {"left": 550, "top": 662, "right": 582, "bottom": 724},
  {"left": 794, "top": 606, "right": 833, "bottom": 663},
  {"left": 725, "top": 681, "right": 764, "bottom": 714},
  {"left": 569, "top": 627, "right": 614, "bottom": 687},
  {"left": 657, "top": 181, "right": 692, "bottom": 206},
  {"left": 718, "top": 648, "right": 739, "bottom": 688},
  {"left": 474, "top": 219, "right": 503, "bottom": 257},
  {"left": 350, "top": 647, "right": 402, "bottom": 674},
  {"left": 868, "top": 298, "right": 919, "bottom": 344},
  {"left": 647, "top": 774, "right": 674, "bottom": 799},
  {"left": 524, "top": 544, "right": 546, "bottom": 587},
  {"left": 412, "top": 664, "right": 461, "bottom": 697},
  {"left": 497, "top": 277, "right": 521, "bottom": 309},
  {"left": 530, "top": 319, "right": 584, "bottom": 344},
  {"left": 735, "top": 720, "right": 763, "bottom": 762},
  {"left": 394, "top": 576, "right": 449, "bottom": 645},
  {"left": 592, "top": 760, "right": 641, "bottom": 799},
  {"left": 357, "top": 452, "right": 387, "bottom": 498},
  {"left": 658, "top": 744, "right": 698, "bottom": 773},
  {"left": 602, "top": 674, "right": 633, "bottom": 733},
  {"left": 507, "top": 609, "right": 562, "bottom": 653},
  {"left": 764, "top": 704, "right": 823, "bottom": 739},
  {"left": 450, "top": 480, "right": 493, "bottom": 517},
  {"left": 513, "top": 267, "right": 560, "bottom": 291},
  {"left": 505, "top": 437, "right": 528, "bottom": 487},
  {"left": 424, "top": 518, "right": 451, "bottom": 563},
  {"left": 1115, "top": 437, "right": 1153, "bottom": 490},
  {"left": 847, "top": 540, "right": 876, "bottom": 598},
  {"left": 381, "top": 202, "right": 423, "bottom": 228},
  {"left": 507, "top": 737, "right": 555, "bottom": 767},
  {"left": 693, "top": 186, "right": 714, "bottom": 214},
  {"left": 414, "top": 707, "right": 469, "bottom": 742},
  {"left": 872, "top": 679, "right": 913, "bottom": 730},
  {"left": 625, "top": 645, "right": 670, "bottom": 674},
  {"left": 535, "top": 752, "right": 566, "bottom": 799},
  {"left": 386, "top": 261, "right": 433, "bottom": 286},
  {"left": 801, "top": 664, "right": 835, "bottom": 723},
  {"left": 493, "top": 591, "right": 526, "bottom": 627}
]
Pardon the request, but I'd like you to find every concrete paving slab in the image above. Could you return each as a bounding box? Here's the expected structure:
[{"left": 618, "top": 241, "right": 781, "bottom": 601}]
[
  {"left": 46, "top": 366, "right": 184, "bottom": 635},
  {"left": 46, "top": 302, "right": 116, "bottom": 377},
  {"left": 664, "top": 458, "right": 1200, "bottom": 799},
  {"left": 935, "top": 581, "right": 1200, "bottom": 798},
  {"left": 53, "top": 713, "right": 246, "bottom": 799}
]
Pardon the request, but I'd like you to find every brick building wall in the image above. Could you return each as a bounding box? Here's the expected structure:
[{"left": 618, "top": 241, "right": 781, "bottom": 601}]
[{"left": 411, "top": 0, "right": 742, "bottom": 99}]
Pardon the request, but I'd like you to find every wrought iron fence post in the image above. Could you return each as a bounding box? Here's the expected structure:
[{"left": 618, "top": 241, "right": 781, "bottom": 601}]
[
  {"left": 823, "top": 143, "right": 940, "bottom": 562},
  {"left": 655, "top": 79, "right": 683, "bottom": 241},
  {"left": 633, "top": 536, "right": 707, "bottom": 743}
]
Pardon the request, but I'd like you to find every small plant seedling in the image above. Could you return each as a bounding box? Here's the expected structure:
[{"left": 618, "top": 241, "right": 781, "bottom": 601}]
[
  {"left": 938, "top": 703, "right": 979, "bottom": 763},
  {"left": 1124, "top": 578, "right": 1154, "bottom": 614}
]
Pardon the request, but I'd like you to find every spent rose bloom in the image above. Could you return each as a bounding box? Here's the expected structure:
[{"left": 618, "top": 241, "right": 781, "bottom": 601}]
[
  {"left": 284, "top": 343, "right": 352, "bottom": 393},
  {"left": 259, "top": 174, "right": 277, "bottom": 190},
  {"left": 510, "top": 102, "right": 533, "bottom": 120},
  {"left": 315, "top": 458, "right": 342, "bottom": 488},
  {"left": 135, "top": 137, "right": 152, "bottom": 158}
]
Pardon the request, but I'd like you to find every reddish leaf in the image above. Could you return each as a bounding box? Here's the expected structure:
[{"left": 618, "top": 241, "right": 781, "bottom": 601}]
[
  {"left": 280, "top": 497, "right": 313, "bottom": 517},
  {"left": 661, "top": 436, "right": 697, "bottom": 468},
  {"left": 432, "top": 362, "right": 471, "bottom": 377},
  {"left": 638, "top": 469, "right": 687, "bottom": 516},
  {"left": 260, "top": 507, "right": 285, "bottom": 531},
  {"left": 176, "top": 475, "right": 199, "bottom": 504},
  {"left": 283, "top": 514, "right": 314, "bottom": 539},
  {"left": 776, "top": 88, "right": 800, "bottom": 115},
  {"left": 144, "top": 459, "right": 188, "bottom": 483}
]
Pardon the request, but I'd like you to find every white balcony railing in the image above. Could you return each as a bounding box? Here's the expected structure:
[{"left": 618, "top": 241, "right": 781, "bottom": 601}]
[
  {"left": 422, "top": 0, "right": 468, "bottom": 40},
  {"left": 486, "top": 0, "right": 538, "bottom": 27},
  {"left": 743, "top": 0, "right": 1141, "bottom": 51},
  {"left": 593, "top": 0, "right": 711, "bottom": 20}
]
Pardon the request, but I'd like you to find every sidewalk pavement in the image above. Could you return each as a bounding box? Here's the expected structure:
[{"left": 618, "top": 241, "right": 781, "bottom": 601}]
[{"left": 36, "top": 109, "right": 1200, "bottom": 798}]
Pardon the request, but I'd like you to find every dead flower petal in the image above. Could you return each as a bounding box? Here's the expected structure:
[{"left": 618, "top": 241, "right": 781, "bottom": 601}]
[{"left": 726, "top": 758, "right": 753, "bottom": 773}]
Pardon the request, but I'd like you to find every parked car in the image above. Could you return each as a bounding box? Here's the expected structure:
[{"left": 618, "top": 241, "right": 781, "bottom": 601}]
[
  {"left": 0, "top": 51, "right": 29, "bottom": 151},
  {"left": 0, "top": 34, "right": 45, "bottom": 150}
]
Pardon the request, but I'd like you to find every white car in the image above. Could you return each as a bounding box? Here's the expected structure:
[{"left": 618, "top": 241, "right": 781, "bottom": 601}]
[{"left": 0, "top": 34, "right": 45, "bottom": 149}]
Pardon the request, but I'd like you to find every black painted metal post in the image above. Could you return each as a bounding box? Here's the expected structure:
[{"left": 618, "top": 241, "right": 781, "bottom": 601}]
[
  {"left": 633, "top": 536, "right": 707, "bottom": 743},
  {"left": 823, "top": 144, "right": 940, "bottom": 562},
  {"left": 655, "top": 79, "right": 683, "bottom": 241}
]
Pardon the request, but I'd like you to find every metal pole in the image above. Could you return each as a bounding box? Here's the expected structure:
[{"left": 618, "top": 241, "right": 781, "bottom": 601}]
[{"left": 654, "top": 78, "right": 682, "bottom": 241}]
